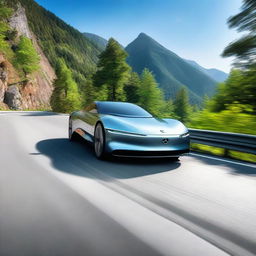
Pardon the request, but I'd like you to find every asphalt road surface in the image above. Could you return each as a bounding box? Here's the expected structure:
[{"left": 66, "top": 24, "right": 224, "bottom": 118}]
[{"left": 0, "top": 111, "right": 256, "bottom": 256}]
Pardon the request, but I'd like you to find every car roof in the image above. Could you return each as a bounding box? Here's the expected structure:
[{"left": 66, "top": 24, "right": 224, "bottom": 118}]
[{"left": 95, "top": 101, "right": 136, "bottom": 106}]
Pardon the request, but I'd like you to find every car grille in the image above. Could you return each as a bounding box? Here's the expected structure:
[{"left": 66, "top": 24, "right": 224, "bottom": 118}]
[{"left": 112, "top": 149, "right": 189, "bottom": 157}]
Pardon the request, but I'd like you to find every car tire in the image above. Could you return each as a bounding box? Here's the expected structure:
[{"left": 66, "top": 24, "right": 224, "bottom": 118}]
[{"left": 94, "top": 122, "right": 107, "bottom": 159}]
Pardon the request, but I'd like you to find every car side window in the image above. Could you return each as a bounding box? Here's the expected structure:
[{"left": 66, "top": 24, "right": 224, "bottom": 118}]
[
  {"left": 89, "top": 108, "right": 97, "bottom": 114},
  {"left": 85, "top": 104, "right": 98, "bottom": 114}
]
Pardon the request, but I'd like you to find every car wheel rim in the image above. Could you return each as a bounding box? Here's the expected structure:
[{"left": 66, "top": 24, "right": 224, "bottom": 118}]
[{"left": 95, "top": 125, "right": 104, "bottom": 157}]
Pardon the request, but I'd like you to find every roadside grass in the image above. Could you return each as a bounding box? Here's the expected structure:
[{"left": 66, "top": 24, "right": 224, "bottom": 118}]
[{"left": 191, "top": 143, "right": 256, "bottom": 164}]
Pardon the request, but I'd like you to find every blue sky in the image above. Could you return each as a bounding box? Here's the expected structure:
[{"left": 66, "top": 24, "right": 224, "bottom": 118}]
[{"left": 36, "top": 0, "right": 242, "bottom": 73}]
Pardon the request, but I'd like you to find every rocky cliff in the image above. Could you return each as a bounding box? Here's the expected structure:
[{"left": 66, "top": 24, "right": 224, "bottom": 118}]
[{"left": 0, "top": 4, "right": 55, "bottom": 110}]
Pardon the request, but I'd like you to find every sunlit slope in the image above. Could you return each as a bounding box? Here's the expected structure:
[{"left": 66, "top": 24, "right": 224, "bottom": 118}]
[{"left": 126, "top": 33, "right": 217, "bottom": 104}]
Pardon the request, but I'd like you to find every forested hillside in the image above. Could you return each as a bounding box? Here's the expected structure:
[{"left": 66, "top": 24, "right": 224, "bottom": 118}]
[
  {"left": 83, "top": 32, "right": 108, "bottom": 51},
  {"left": 7, "top": 0, "right": 100, "bottom": 85}
]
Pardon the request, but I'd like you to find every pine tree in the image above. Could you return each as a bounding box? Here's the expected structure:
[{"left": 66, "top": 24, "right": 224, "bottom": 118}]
[
  {"left": 50, "top": 59, "right": 81, "bottom": 113},
  {"left": 82, "top": 77, "right": 96, "bottom": 106},
  {"left": 161, "top": 99, "right": 176, "bottom": 118},
  {"left": 208, "top": 69, "right": 256, "bottom": 113},
  {"left": 222, "top": 0, "right": 256, "bottom": 67},
  {"left": 15, "top": 36, "right": 40, "bottom": 76},
  {"left": 139, "top": 68, "right": 164, "bottom": 116},
  {"left": 173, "top": 88, "right": 190, "bottom": 123},
  {"left": 124, "top": 72, "right": 140, "bottom": 104},
  {"left": 93, "top": 38, "right": 130, "bottom": 101}
]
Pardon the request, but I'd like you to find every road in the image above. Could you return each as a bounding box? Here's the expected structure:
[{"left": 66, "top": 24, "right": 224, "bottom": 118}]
[{"left": 0, "top": 111, "right": 255, "bottom": 256}]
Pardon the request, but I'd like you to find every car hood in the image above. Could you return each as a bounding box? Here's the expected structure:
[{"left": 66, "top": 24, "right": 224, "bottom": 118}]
[{"left": 100, "top": 115, "right": 188, "bottom": 135}]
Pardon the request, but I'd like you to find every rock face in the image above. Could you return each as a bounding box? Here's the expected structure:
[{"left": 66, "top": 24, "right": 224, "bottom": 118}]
[
  {"left": 0, "top": 4, "right": 56, "bottom": 110},
  {"left": 4, "top": 85, "right": 22, "bottom": 110},
  {"left": 0, "top": 55, "right": 9, "bottom": 109},
  {"left": 9, "top": 3, "right": 32, "bottom": 39},
  {"left": 0, "top": 55, "right": 7, "bottom": 101},
  {"left": 0, "top": 80, "right": 7, "bottom": 103}
]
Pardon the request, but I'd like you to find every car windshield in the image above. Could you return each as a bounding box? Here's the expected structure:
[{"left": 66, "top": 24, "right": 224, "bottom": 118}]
[{"left": 97, "top": 102, "right": 152, "bottom": 118}]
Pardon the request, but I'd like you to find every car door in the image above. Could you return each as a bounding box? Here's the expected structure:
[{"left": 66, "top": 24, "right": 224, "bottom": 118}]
[{"left": 79, "top": 103, "right": 99, "bottom": 136}]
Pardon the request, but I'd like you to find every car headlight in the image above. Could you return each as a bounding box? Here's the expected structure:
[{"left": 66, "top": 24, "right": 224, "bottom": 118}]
[
  {"left": 106, "top": 129, "right": 146, "bottom": 136},
  {"left": 180, "top": 132, "right": 189, "bottom": 138}
]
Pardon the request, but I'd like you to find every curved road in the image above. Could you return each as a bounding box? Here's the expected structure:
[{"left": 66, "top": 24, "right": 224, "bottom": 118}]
[{"left": 0, "top": 111, "right": 255, "bottom": 256}]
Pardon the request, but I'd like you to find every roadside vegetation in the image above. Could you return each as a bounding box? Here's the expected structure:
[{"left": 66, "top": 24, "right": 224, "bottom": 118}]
[
  {"left": 50, "top": 59, "right": 81, "bottom": 113},
  {"left": 15, "top": 35, "right": 39, "bottom": 76},
  {"left": 190, "top": 0, "right": 256, "bottom": 162}
]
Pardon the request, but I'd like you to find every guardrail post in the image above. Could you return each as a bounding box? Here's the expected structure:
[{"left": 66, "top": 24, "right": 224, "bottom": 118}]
[{"left": 223, "top": 148, "right": 229, "bottom": 158}]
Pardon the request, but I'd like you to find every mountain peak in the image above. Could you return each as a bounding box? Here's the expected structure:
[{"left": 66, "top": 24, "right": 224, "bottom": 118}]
[
  {"left": 138, "top": 32, "right": 149, "bottom": 38},
  {"left": 129, "top": 32, "right": 164, "bottom": 50},
  {"left": 136, "top": 32, "right": 155, "bottom": 42}
]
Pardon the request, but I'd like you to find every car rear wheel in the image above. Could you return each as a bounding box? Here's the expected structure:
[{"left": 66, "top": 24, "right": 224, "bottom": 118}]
[{"left": 94, "top": 123, "right": 106, "bottom": 159}]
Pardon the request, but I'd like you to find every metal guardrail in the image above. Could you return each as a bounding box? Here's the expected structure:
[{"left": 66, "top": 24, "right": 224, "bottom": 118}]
[{"left": 188, "top": 128, "right": 256, "bottom": 155}]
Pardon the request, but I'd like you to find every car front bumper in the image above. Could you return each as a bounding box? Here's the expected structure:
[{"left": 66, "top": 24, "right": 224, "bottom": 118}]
[{"left": 105, "top": 129, "right": 190, "bottom": 158}]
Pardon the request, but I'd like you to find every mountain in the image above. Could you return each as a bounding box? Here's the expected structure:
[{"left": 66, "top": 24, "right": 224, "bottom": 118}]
[
  {"left": 185, "top": 60, "right": 228, "bottom": 82},
  {"left": 83, "top": 32, "right": 108, "bottom": 51},
  {"left": 125, "top": 33, "right": 217, "bottom": 104},
  {"left": 206, "top": 69, "right": 228, "bottom": 83},
  {"left": 7, "top": 0, "right": 100, "bottom": 82}
]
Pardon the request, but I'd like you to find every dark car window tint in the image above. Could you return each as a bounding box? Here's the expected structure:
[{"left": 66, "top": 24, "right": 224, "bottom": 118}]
[
  {"left": 85, "top": 104, "right": 98, "bottom": 114},
  {"left": 97, "top": 102, "right": 152, "bottom": 117}
]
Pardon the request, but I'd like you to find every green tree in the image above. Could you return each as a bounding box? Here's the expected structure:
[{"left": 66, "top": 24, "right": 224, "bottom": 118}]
[
  {"left": 173, "top": 88, "right": 190, "bottom": 123},
  {"left": 73, "top": 72, "right": 96, "bottom": 107},
  {"left": 0, "top": 1, "right": 13, "bottom": 54},
  {"left": 94, "top": 84, "right": 109, "bottom": 101},
  {"left": 222, "top": 0, "right": 256, "bottom": 67},
  {"left": 15, "top": 36, "right": 40, "bottom": 75},
  {"left": 221, "top": 0, "right": 256, "bottom": 113},
  {"left": 208, "top": 69, "right": 256, "bottom": 113},
  {"left": 93, "top": 38, "right": 130, "bottom": 101},
  {"left": 50, "top": 59, "right": 81, "bottom": 112},
  {"left": 82, "top": 77, "right": 96, "bottom": 106},
  {"left": 124, "top": 72, "right": 140, "bottom": 104},
  {"left": 0, "top": 1, "right": 13, "bottom": 20},
  {"left": 139, "top": 68, "right": 164, "bottom": 116},
  {"left": 161, "top": 99, "right": 176, "bottom": 118}
]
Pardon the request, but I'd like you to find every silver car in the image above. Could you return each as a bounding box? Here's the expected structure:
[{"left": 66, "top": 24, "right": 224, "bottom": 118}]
[{"left": 69, "top": 101, "right": 190, "bottom": 159}]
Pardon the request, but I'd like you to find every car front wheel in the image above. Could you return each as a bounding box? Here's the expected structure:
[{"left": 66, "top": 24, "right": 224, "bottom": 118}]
[{"left": 94, "top": 123, "right": 106, "bottom": 159}]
